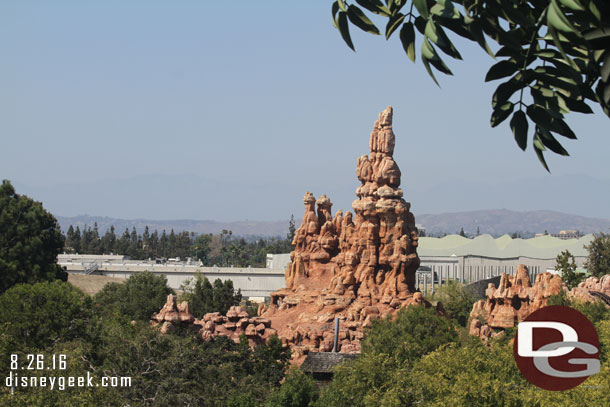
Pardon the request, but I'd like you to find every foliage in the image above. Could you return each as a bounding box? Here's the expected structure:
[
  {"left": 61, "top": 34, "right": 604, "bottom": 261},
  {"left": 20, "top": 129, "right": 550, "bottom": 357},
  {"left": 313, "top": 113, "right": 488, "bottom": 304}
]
[
  {"left": 94, "top": 272, "right": 174, "bottom": 321},
  {"left": 430, "top": 280, "right": 477, "bottom": 326},
  {"left": 0, "top": 180, "right": 66, "bottom": 294},
  {"left": 0, "top": 281, "right": 95, "bottom": 353},
  {"left": 331, "top": 1, "right": 610, "bottom": 169},
  {"left": 266, "top": 368, "right": 320, "bottom": 407},
  {"left": 584, "top": 231, "right": 610, "bottom": 278},
  {"left": 547, "top": 288, "right": 610, "bottom": 323},
  {"left": 179, "top": 273, "right": 243, "bottom": 316},
  {"left": 322, "top": 317, "right": 610, "bottom": 406},
  {"left": 93, "top": 322, "right": 290, "bottom": 406},
  {"left": 63, "top": 224, "right": 294, "bottom": 267},
  {"left": 362, "top": 305, "right": 458, "bottom": 363},
  {"left": 318, "top": 306, "right": 458, "bottom": 406},
  {"left": 556, "top": 249, "right": 584, "bottom": 288}
]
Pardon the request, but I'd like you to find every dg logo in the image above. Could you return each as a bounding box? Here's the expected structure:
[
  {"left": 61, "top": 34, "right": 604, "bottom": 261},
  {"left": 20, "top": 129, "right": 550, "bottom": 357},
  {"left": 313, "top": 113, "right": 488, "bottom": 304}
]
[{"left": 514, "top": 305, "right": 601, "bottom": 391}]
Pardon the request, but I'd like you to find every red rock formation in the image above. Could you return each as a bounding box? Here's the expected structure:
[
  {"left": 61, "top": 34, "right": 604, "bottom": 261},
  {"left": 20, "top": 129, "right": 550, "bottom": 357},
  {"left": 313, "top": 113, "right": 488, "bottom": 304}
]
[
  {"left": 151, "top": 294, "right": 195, "bottom": 333},
  {"left": 198, "top": 306, "right": 277, "bottom": 346},
  {"left": 260, "top": 106, "right": 426, "bottom": 357},
  {"left": 469, "top": 265, "right": 563, "bottom": 341},
  {"left": 568, "top": 275, "right": 610, "bottom": 303},
  {"left": 152, "top": 106, "right": 429, "bottom": 358}
]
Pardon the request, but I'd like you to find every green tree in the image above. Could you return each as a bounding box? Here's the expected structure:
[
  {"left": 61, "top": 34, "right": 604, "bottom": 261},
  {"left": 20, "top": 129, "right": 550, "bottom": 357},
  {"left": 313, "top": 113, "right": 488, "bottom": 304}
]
[
  {"left": 331, "top": 1, "right": 610, "bottom": 169},
  {"left": 556, "top": 249, "right": 584, "bottom": 288},
  {"left": 0, "top": 281, "right": 96, "bottom": 367},
  {"left": 93, "top": 322, "right": 289, "bottom": 406},
  {"left": 430, "top": 280, "right": 477, "bottom": 326},
  {"left": 318, "top": 305, "right": 458, "bottom": 406},
  {"left": 362, "top": 305, "right": 458, "bottom": 363},
  {"left": 266, "top": 369, "right": 319, "bottom": 407},
  {"left": 0, "top": 180, "right": 66, "bottom": 294},
  {"left": 584, "top": 231, "right": 610, "bottom": 278},
  {"left": 288, "top": 214, "right": 296, "bottom": 242},
  {"left": 180, "top": 273, "right": 214, "bottom": 316},
  {"left": 459, "top": 227, "right": 466, "bottom": 237},
  {"left": 94, "top": 271, "right": 174, "bottom": 321}
]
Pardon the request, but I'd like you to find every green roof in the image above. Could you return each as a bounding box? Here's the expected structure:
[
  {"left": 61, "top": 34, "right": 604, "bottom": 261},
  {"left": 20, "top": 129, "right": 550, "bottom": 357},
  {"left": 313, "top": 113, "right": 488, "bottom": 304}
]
[{"left": 418, "top": 234, "right": 593, "bottom": 259}]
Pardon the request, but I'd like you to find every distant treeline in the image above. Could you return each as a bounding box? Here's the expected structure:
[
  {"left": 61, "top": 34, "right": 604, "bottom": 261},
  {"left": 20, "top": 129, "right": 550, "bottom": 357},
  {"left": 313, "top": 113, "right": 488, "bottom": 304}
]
[{"left": 62, "top": 219, "right": 295, "bottom": 267}]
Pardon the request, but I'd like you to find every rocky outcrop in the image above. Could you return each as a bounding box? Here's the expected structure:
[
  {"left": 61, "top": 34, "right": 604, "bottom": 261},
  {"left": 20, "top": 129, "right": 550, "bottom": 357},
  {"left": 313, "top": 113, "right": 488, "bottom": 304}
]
[
  {"left": 284, "top": 106, "right": 420, "bottom": 301},
  {"left": 198, "top": 306, "right": 277, "bottom": 347},
  {"left": 260, "top": 106, "right": 426, "bottom": 357},
  {"left": 152, "top": 107, "right": 429, "bottom": 358},
  {"left": 151, "top": 294, "right": 195, "bottom": 333},
  {"left": 568, "top": 275, "right": 610, "bottom": 303},
  {"left": 469, "top": 265, "right": 563, "bottom": 341}
]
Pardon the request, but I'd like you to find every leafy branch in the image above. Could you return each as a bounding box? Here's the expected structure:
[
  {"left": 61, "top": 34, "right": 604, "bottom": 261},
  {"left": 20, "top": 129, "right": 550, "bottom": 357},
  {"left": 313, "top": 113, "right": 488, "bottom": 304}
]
[{"left": 332, "top": 0, "right": 610, "bottom": 170}]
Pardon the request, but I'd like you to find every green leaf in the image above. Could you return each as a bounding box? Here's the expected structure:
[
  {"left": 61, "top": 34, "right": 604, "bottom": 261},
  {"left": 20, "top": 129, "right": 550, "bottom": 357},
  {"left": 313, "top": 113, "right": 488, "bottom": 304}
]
[
  {"left": 413, "top": 0, "right": 429, "bottom": 19},
  {"left": 386, "top": 12, "right": 405, "bottom": 39},
  {"left": 337, "top": 12, "right": 355, "bottom": 51},
  {"left": 558, "top": 0, "right": 585, "bottom": 11},
  {"left": 424, "top": 20, "right": 462, "bottom": 59},
  {"left": 533, "top": 133, "right": 550, "bottom": 172},
  {"left": 469, "top": 21, "right": 494, "bottom": 57},
  {"left": 356, "top": 0, "right": 391, "bottom": 16},
  {"left": 538, "top": 126, "right": 570, "bottom": 155},
  {"left": 492, "top": 77, "right": 524, "bottom": 107},
  {"left": 547, "top": 26, "right": 579, "bottom": 70},
  {"left": 491, "top": 102, "right": 514, "bottom": 127},
  {"left": 550, "top": 117, "right": 577, "bottom": 139},
  {"left": 510, "top": 110, "right": 528, "bottom": 151},
  {"left": 332, "top": 1, "right": 340, "bottom": 28},
  {"left": 347, "top": 5, "right": 381, "bottom": 35},
  {"left": 548, "top": 0, "right": 579, "bottom": 34},
  {"left": 430, "top": 1, "right": 460, "bottom": 19},
  {"left": 338, "top": 0, "right": 347, "bottom": 12},
  {"left": 526, "top": 105, "right": 554, "bottom": 129},
  {"left": 563, "top": 96, "right": 594, "bottom": 113},
  {"left": 583, "top": 27, "right": 610, "bottom": 50},
  {"left": 485, "top": 60, "right": 519, "bottom": 82},
  {"left": 400, "top": 21, "right": 416, "bottom": 62},
  {"left": 421, "top": 38, "right": 453, "bottom": 75}
]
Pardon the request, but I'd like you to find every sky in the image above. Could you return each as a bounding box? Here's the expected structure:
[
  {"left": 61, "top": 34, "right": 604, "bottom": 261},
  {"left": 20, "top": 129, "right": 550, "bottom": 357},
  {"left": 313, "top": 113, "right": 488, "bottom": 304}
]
[{"left": 2, "top": 1, "right": 609, "bottom": 222}]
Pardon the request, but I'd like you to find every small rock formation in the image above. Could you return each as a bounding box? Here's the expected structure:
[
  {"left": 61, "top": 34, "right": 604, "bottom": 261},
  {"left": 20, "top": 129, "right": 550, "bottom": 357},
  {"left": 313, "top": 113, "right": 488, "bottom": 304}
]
[
  {"left": 198, "top": 306, "right": 277, "bottom": 347},
  {"left": 469, "top": 265, "right": 563, "bottom": 341},
  {"left": 151, "top": 294, "right": 195, "bottom": 333},
  {"left": 568, "top": 275, "right": 610, "bottom": 303}
]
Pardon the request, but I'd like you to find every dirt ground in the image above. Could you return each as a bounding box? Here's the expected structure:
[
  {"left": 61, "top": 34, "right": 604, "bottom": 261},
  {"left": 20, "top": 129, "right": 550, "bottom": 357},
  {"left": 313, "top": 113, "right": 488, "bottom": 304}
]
[{"left": 67, "top": 273, "right": 126, "bottom": 296}]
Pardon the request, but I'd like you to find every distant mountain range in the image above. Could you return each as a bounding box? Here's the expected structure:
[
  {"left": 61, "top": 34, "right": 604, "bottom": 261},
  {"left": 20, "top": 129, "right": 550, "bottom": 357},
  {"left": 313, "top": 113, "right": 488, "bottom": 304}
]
[
  {"left": 416, "top": 209, "right": 610, "bottom": 236},
  {"left": 56, "top": 209, "right": 610, "bottom": 238}
]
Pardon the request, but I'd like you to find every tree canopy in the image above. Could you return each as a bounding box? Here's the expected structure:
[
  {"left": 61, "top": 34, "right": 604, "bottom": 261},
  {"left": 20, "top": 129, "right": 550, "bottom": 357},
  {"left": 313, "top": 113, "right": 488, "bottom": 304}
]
[
  {"left": 93, "top": 272, "right": 174, "bottom": 321},
  {"left": 332, "top": 1, "right": 610, "bottom": 170},
  {"left": 0, "top": 180, "right": 66, "bottom": 294},
  {"left": 179, "top": 274, "right": 243, "bottom": 316},
  {"left": 584, "top": 231, "right": 610, "bottom": 278}
]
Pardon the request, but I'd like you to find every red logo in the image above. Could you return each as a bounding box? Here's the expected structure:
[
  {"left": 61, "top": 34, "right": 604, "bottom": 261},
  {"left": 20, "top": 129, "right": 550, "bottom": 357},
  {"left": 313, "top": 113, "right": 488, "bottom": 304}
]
[{"left": 513, "top": 305, "right": 600, "bottom": 391}]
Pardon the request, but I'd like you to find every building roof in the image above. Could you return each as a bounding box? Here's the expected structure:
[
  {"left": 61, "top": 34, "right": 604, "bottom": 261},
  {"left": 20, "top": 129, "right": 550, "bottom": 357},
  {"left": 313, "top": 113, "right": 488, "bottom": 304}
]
[
  {"left": 418, "top": 234, "right": 594, "bottom": 259},
  {"left": 300, "top": 352, "right": 358, "bottom": 373}
]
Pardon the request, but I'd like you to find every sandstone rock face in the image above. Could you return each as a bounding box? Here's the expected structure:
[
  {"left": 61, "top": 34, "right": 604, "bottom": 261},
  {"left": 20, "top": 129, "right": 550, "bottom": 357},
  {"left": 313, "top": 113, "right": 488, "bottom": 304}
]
[
  {"left": 568, "top": 275, "right": 610, "bottom": 303},
  {"left": 469, "top": 265, "right": 563, "bottom": 341},
  {"left": 152, "top": 107, "right": 429, "bottom": 358},
  {"left": 260, "top": 106, "right": 426, "bottom": 357},
  {"left": 196, "top": 306, "right": 275, "bottom": 347},
  {"left": 151, "top": 294, "right": 195, "bottom": 328}
]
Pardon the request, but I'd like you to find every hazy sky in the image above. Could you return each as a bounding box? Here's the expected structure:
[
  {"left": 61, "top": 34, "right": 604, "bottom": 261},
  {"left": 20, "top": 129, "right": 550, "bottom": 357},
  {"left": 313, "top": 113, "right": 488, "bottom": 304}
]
[{"left": 2, "top": 1, "right": 609, "bottom": 221}]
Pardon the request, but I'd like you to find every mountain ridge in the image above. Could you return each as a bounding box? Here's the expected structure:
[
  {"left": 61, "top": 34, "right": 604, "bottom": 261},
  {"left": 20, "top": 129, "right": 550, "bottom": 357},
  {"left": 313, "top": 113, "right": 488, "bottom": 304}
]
[{"left": 56, "top": 209, "right": 610, "bottom": 238}]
